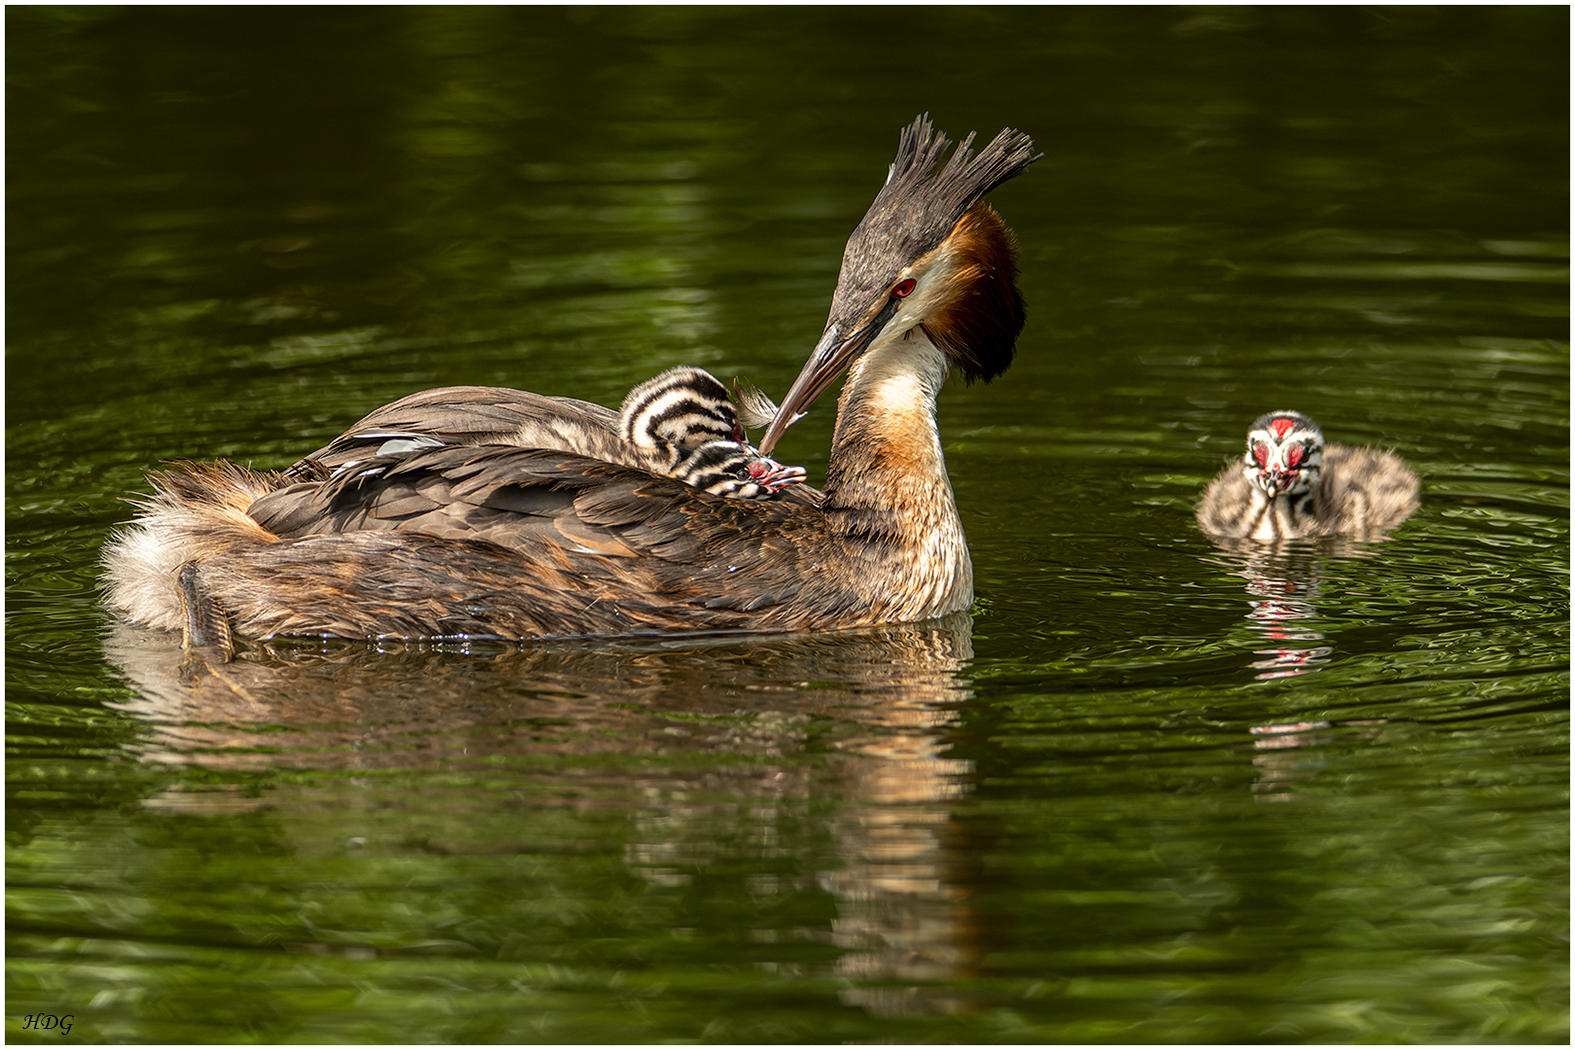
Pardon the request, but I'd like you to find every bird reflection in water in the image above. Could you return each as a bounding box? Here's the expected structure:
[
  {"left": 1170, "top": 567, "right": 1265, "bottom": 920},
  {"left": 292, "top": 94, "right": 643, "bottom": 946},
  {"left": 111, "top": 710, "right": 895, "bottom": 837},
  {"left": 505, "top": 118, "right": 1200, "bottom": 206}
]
[
  {"left": 103, "top": 615, "right": 982, "bottom": 1017},
  {"left": 1247, "top": 717, "right": 1393, "bottom": 803},
  {"left": 1205, "top": 532, "right": 1416, "bottom": 682},
  {"left": 1191, "top": 536, "right": 1408, "bottom": 801},
  {"left": 1206, "top": 537, "right": 1337, "bottom": 680}
]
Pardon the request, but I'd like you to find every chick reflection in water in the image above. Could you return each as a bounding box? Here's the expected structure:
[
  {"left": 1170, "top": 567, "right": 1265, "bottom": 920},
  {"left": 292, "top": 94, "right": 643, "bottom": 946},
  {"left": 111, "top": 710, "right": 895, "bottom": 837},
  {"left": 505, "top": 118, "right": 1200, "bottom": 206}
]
[
  {"left": 1204, "top": 538, "right": 1335, "bottom": 679},
  {"left": 1197, "top": 411, "right": 1420, "bottom": 680}
]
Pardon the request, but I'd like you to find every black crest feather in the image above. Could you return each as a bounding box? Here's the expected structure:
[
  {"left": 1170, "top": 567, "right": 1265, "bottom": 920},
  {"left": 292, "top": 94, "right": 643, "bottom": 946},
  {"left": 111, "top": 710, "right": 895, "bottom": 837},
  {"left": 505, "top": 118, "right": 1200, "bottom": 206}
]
[{"left": 828, "top": 114, "right": 1040, "bottom": 324}]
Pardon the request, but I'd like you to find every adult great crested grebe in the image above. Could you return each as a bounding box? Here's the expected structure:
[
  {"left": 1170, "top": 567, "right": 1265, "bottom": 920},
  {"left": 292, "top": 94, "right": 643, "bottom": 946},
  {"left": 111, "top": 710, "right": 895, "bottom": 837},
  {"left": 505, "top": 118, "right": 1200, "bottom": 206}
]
[
  {"left": 1195, "top": 410, "right": 1420, "bottom": 540},
  {"left": 103, "top": 115, "right": 1040, "bottom": 644}
]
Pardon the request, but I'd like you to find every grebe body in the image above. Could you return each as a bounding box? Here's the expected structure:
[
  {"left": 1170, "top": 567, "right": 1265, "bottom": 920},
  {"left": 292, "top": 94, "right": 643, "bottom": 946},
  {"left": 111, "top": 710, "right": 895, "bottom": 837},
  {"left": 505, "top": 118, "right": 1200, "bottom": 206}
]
[{"left": 103, "top": 116, "right": 1039, "bottom": 643}]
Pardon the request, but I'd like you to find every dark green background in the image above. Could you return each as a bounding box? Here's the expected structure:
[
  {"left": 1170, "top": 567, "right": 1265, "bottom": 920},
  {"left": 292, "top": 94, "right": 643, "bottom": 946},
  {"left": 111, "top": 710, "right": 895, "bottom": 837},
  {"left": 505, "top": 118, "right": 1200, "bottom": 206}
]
[{"left": 8, "top": 7, "right": 1567, "bottom": 1042}]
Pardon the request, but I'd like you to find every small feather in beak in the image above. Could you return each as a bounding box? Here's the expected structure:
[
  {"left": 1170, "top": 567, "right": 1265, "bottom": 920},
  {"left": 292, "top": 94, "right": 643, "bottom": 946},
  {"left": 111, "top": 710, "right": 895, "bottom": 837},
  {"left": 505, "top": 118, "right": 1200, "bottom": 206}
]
[{"left": 733, "top": 377, "right": 803, "bottom": 433}]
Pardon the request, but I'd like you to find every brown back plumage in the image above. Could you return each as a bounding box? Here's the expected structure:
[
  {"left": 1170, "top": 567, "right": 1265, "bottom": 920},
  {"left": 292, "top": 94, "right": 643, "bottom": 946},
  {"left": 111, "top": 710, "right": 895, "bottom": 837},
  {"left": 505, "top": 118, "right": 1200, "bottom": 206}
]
[
  {"left": 166, "top": 446, "right": 910, "bottom": 640},
  {"left": 282, "top": 385, "right": 626, "bottom": 479}
]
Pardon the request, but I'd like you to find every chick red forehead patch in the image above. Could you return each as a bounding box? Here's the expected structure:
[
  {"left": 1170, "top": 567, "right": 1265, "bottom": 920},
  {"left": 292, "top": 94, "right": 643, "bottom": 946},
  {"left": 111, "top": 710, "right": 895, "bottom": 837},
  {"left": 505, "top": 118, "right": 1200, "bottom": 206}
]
[{"left": 1270, "top": 417, "right": 1297, "bottom": 439}]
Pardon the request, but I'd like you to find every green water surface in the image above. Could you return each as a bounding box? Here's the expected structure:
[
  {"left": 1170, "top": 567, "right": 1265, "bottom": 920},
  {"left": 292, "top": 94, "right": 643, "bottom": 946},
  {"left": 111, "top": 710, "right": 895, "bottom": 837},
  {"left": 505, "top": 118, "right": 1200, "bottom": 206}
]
[{"left": 7, "top": 7, "right": 1568, "bottom": 1044}]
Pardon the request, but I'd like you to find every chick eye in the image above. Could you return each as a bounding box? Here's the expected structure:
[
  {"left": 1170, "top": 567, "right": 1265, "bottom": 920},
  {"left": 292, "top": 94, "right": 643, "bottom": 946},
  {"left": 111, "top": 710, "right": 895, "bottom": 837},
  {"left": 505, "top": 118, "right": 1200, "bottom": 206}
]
[
  {"left": 734, "top": 465, "right": 753, "bottom": 480},
  {"left": 891, "top": 277, "right": 916, "bottom": 298}
]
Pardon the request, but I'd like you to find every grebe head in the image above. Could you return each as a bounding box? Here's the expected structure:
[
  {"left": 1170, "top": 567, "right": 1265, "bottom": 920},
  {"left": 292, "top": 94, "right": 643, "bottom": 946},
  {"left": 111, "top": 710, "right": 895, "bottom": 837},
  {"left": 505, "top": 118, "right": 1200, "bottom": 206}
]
[
  {"left": 1242, "top": 410, "right": 1325, "bottom": 498},
  {"left": 760, "top": 115, "right": 1040, "bottom": 454}
]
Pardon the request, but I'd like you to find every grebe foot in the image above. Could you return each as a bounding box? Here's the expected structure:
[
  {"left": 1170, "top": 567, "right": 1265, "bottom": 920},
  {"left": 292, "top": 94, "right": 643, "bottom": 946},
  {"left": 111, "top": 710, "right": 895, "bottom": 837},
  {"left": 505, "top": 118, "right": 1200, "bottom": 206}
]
[{"left": 177, "top": 562, "right": 235, "bottom": 665}]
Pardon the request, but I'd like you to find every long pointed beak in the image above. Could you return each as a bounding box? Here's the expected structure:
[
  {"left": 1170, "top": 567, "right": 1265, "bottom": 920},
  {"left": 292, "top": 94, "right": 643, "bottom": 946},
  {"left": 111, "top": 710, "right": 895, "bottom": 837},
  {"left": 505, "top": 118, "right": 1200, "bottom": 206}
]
[{"left": 758, "top": 298, "right": 903, "bottom": 455}]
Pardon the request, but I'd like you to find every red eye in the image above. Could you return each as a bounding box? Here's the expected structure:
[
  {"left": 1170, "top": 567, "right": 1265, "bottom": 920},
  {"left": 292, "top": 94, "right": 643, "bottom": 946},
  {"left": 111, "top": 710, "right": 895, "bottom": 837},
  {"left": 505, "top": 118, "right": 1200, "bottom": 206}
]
[
  {"left": 1252, "top": 442, "right": 1269, "bottom": 467},
  {"left": 891, "top": 277, "right": 916, "bottom": 298},
  {"left": 1285, "top": 445, "right": 1303, "bottom": 468}
]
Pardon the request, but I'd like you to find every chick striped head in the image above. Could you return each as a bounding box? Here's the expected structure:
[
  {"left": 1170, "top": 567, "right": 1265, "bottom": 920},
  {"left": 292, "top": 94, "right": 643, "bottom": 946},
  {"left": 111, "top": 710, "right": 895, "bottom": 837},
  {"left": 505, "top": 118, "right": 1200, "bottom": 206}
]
[{"left": 620, "top": 367, "right": 805, "bottom": 497}]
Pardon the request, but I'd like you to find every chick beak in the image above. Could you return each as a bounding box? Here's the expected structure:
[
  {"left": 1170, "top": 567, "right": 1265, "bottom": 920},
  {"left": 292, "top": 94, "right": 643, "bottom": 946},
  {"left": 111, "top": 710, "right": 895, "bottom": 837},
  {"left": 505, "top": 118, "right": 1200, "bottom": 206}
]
[{"left": 1261, "top": 469, "right": 1298, "bottom": 496}]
